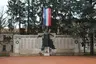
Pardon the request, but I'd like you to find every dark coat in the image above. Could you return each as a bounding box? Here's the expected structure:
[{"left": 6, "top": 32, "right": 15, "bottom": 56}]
[
  {"left": 48, "top": 39, "right": 55, "bottom": 49},
  {"left": 41, "top": 33, "right": 55, "bottom": 50},
  {"left": 42, "top": 33, "right": 50, "bottom": 47}
]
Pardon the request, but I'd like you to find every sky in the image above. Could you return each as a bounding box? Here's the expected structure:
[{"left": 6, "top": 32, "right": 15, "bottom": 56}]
[{"left": 0, "top": 0, "right": 8, "bottom": 12}]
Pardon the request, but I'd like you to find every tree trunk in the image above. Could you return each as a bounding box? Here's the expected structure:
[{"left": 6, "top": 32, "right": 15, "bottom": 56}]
[
  {"left": 0, "top": 27, "right": 1, "bottom": 34},
  {"left": 19, "top": 19, "right": 20, "bottom": 34},
  {"left": 0, "top": 20, "right": 1, "bottom": 33},
  {"left": 90, "top": 33, "right": 94, "bottom": 55},
  {"left": 84, "top": 43, "right": 86, "bottom": 54},
  {"left": 27, "top": 0, "right": 30, "bottom": 34},
  {"left": 83, "top": 37, "right": 86, "bottom": 54},
  {"left": 78, "top": 42, "right": 80, "bottom": 53}
]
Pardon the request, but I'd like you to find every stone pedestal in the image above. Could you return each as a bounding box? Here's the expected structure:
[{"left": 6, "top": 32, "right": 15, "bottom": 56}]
[
  {"left": 43, "top": 47, "right": 50, "bottom": 56},
  {"left": 43, "top": 53, "right": 50, "bottom": 56}
]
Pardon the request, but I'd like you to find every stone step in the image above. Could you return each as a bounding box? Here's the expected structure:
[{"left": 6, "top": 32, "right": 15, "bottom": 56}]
[{"left": 0, "top": 52, "right": 10, "bottom": 56}]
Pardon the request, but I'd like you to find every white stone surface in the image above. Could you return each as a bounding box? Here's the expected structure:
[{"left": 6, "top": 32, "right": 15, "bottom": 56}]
[{"left": 13, "top": 35, "right": 80, "bottom": 55}]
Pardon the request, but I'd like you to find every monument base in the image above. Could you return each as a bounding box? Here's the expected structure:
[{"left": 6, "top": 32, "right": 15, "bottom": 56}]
[
  {"left": 43, "top": 53, "right": 50, "bottom": 56},
  {"left": 43, "top": 47, "right": 50, "bottom": 56}
]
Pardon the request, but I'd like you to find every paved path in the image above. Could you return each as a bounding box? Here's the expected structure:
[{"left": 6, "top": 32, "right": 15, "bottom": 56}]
[{"left": 0, "top": 56, "right": 96, "bottom": 64}]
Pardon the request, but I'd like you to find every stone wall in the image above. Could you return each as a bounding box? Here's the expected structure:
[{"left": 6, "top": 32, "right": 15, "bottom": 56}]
[{"left": 13, "top": 34, "right": 75, "bottom": 55}]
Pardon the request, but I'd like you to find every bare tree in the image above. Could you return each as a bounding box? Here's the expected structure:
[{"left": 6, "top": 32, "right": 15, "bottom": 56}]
[{"left": 0, "top": 8, "right": 8, "bottom": 33}]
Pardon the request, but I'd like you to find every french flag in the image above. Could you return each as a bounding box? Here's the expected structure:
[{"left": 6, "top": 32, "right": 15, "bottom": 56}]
[{"left": 43, "top": 8, "right": 51, "bottom": 26}]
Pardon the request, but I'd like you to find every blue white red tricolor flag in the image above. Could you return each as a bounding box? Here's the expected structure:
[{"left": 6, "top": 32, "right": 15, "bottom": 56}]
[{"left": 43, "top": 8, "right": 51, "bottom": 26}]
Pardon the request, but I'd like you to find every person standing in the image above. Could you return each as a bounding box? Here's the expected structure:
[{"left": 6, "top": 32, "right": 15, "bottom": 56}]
[{"left": 38, "top": 29, "right": 55, "bottom": 55}]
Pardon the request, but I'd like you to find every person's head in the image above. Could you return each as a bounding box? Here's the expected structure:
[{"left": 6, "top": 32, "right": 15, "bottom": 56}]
[
  {"left": 43, "top": 26, "right": 51, "bottom": 33},
  {"left": 45, "top": 29, "right": 48, "bottom": 32}
]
